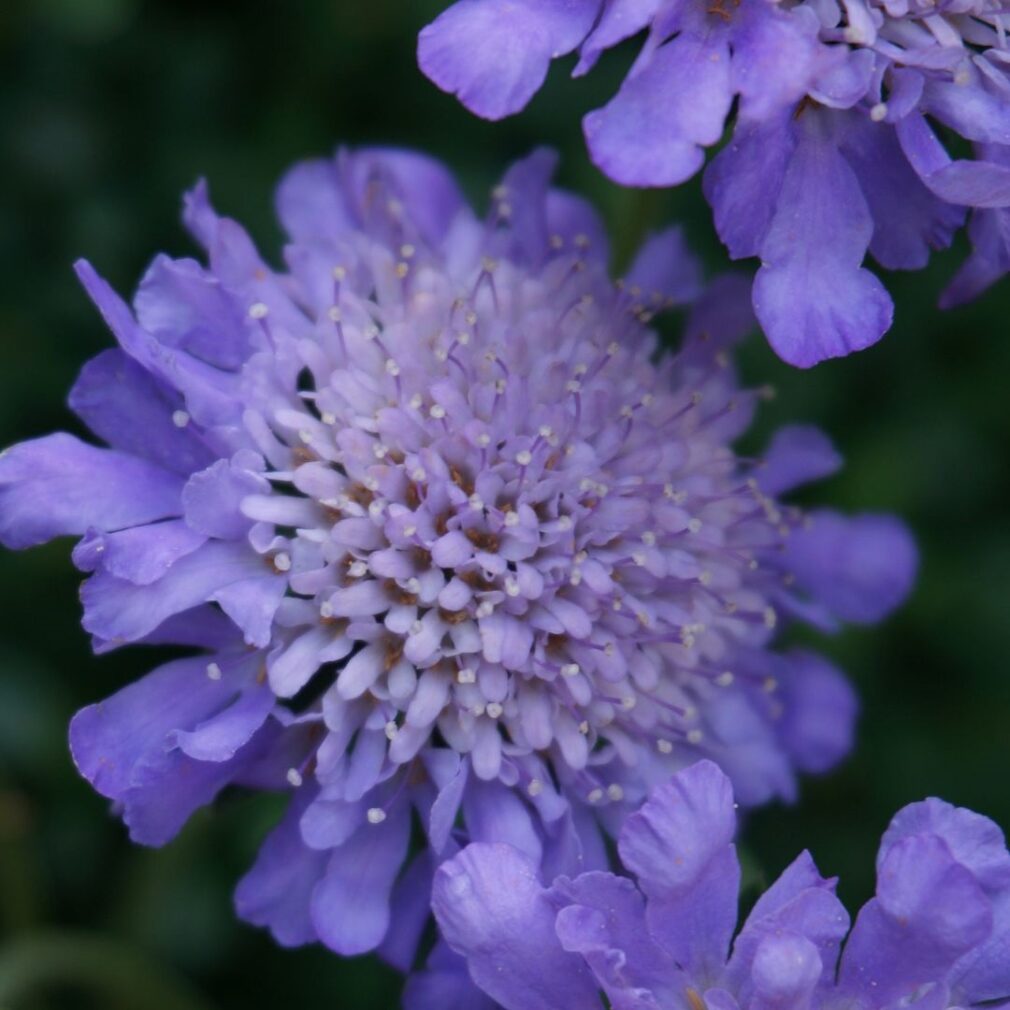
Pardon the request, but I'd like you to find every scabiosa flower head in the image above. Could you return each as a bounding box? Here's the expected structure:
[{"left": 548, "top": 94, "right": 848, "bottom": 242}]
[
  {"left": 430, "top": 759, "right": 1010, "bottom": 1010},
  {"left": 0, "top": 147, "right": 914, "bottom": 962},
  {"left": 419, "top": 0, "right": 1010, "bottom": 366}
]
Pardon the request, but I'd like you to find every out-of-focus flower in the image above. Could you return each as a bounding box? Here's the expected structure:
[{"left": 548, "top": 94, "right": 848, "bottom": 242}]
[
  {"left": 418, "top": 0, "right": 1010, "bottom": 366},
  {"left": 430, "top": 759, "right": 1010, "bottom": 1010},
  {"left": 0, "top": 146, "right": 914, "bottom": 962}
]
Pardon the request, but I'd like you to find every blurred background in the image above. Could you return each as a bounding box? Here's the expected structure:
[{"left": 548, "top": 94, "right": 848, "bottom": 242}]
[{"left": 0, "top": 1, "right": 1008, "bottom": 1006}]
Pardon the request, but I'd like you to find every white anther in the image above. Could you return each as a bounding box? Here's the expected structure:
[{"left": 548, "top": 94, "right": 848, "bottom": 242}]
[
  {"left": 363, "top": 475, "right": 379, "bottom": 491},
  {"left": 486, "top": 702, "right": 504, "bottom": 719},
  {"left": 699, "top": 571, "right": 713, "bottom": 586},
  {"left": 763, "top": 676, "right": 779, "bottom": 693},
  {"left": 561, "top": 663, "right": 580, "bottom": 678},
  {"left": 363, "top": 325, "right": 380, "bottom": 341},
  {"left": 410, "top": 621, "right": 424, "bottom": 636},
  {"left": 687, "top": 728, "right": 704, "bottom": 745},
  {"left": 248, "top": 302, "right": 269, "bottom": 319},
  {"left": 477, "top": 432, "right": 491, "bottom": 447},
  {"left": 515, "top": 449, "right": 532, "bottom": 466},
  {"left": 641, "top": 393, "right": 654, "bottom": 407},
  {"left": 400, "top": 243, "right": 415, "bottom": 259},
  {"left": 579, "top": 720, "right": 590, "bottom": 735},
  {"left": 632, "top": 551, "right": 647, "bottom": 567},
  {"left": 320, "top": 601, "right": 334, "bottom": 619},
  {"left": 171, "top": 410, "right": 190, "bottom": 428},
  {"left": 298, "top": 430, "right": 314, "bottom": 445},
  {"left": 606, "top": 784, "right": 624, "bottom": 802},
  {"left": 457, "top": 667, "right": 477, "bottom": 685},
  {"left": 656, "top": 739, "right": 674, "bottom": 755},
  {"left": 348, "top": 561, "right": 368, "bottom": 578},
  {"left": 620, "top": 695, "right": 636, "bottom": 710},
  {"left": 687, "top": 518, "right": 703, "bottom": 534},
  {"left": 327, "top": 305, "right": 342, "bottom": 322},
  {"left": 716, "top": 671, "right": 734, "bottom": 687},
  {"left": 641, "top": 531, "right": 657, "bottom": 547},
  {"left": 471, "top": 703, "right": 486, "bottom": 716},
  {"left": 321, "top": 411, "right": 336, "bottom": 425},
  {"left": 273, "top": 552, "right": 292, "bottom": 572},
  {"left": 476, "top": 601, "right": 495, "bottom": 618},
  {"left": 870, "top": 102, "right": 888, "bottom": 122},
  {"left": 429, "top": 404, "right": 446, "bottom": 420},
  {"left": 468, "top": 493, "right": 484, "bottom": 510},
  {"left": 409, "top": 393, "right": 423, "bottom": 410},
  {"left": 405, "top": 577, "right": 421, "bottom": 595},
  {"left": 538, "top": 425, "right": 553, "bottom": 439},
  {"left": 411, "top": 468, "right": 427, "bottom": 482},
  {"left": 286, "top": 767, "right": 303, "bottom": 788},
  {"left": 385, "top": 358, "right": 400, "bottom": 376},
  {"left": 504, "top": 576, "right": 520, "bottom": 597},
  {"left": 402, "top": 525, "right": 417, "bottom": 538},
  {"left": 587, "top": 788, "right": 604, "bottom": 804},
  {"left": 620, "top": 404, "right": 634, "bottom": 419},
  {"left": 494, "top": 378, "right": 507, "bottom": 394},
  {"left": 763, "top": 607, "right": 778, "bottom": 630},
  {"left": 504, "top": 511, "right": 520, "bottom": 527},
  {"left": 367, "top": 807, "right": 387, "bottom": 825},
  {"left": 332, "top": 266, "right": 346, "bottom": 280},
  {"left": 434, "top": 347, "right": 449, "bottom": 362},
  {"left": 373, "top": 444, "right": 388, "bottom": 460},
  {"left": 569, "top": 570, "right": 583, "bottom": 586},
  {"left": 606, "top": 341, "right": 619, "bottom": 356},
  {"left": 368, "top": 500, "right": 385, "bottom": 519},
  {"left": 385, "top": 720, "right": 399, "bottom": 740},
  {"left": 206, "top": 662, "right": 222, "bottom": 681},
  {"left": 565, "top": 379, "right": 582, "bottom": 394},
  {"left": 574, "top": 364, "right": 588, "bottom": 376},
  {"left": 558, "top": 516, "right": 573, "bottom": 531},
  {"left": 527, "top": 778, "right": 543, "bottom": 797},
  {"left": 456, "top": 330, "right": 470, "bottom": 346}
]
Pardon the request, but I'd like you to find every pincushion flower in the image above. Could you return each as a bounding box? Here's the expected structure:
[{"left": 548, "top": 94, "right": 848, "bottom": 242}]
[
  {"left": 419, "top": 0, "right": 1010, "bottom": 366},
  {"left": 430, "top": 759, "right": 1010, "bottom": 1010},
  {"left": 0, "top": 146, "right": 915, "bottom": 962}
]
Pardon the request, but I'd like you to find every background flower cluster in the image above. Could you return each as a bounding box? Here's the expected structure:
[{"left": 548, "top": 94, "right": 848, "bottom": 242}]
[{"left": 0, "top": 1, "right": 1009, "bottom": 1008}]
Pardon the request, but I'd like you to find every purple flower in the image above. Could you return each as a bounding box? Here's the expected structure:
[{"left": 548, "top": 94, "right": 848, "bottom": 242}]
[
  {"left": 430, "top": 758, "right": 1010, "bottom": 1010},
  {"left": 0, "top": 146, "right": 914, "bottom": 961},
  {"left": 419, "top": 1, "right": 1010, "bottom": 366}
]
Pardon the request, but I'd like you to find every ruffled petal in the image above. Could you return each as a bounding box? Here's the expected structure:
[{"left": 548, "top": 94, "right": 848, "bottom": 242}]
[
  {"left": 432, "top": 842, "right": 600, "bottom": 1010},
  {"left": 758, "top": 426, "right": 842, "bottom": 498},
  {"left": 419, "top": 0, "right": 600, "bottom": 120},
  {"left": 584, "top": 32, "right": 732, "bottom": 187},
  {"left": 752, "top": 121, "right": 893, "bottom": 367},
  {"left": 310, "top": 803, "right": 411, "bottom": 955},
  {"left": 68, "top": 348, "right": 214, "bottom": 475},
  {"left": 617, "top": 761, "right": 741, "bottom": 975},
  {"left": 0, "top": 433, "right": 183, "bottom": 549},
  {"left": 780, "top": 510, "right": 917, "bottom": 625},
  {"left": 840, "top": 835, "right": 993, "bottom": 1005},
  {"left": 234, "top": 791, "right": 327, "bottom": 947}
]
